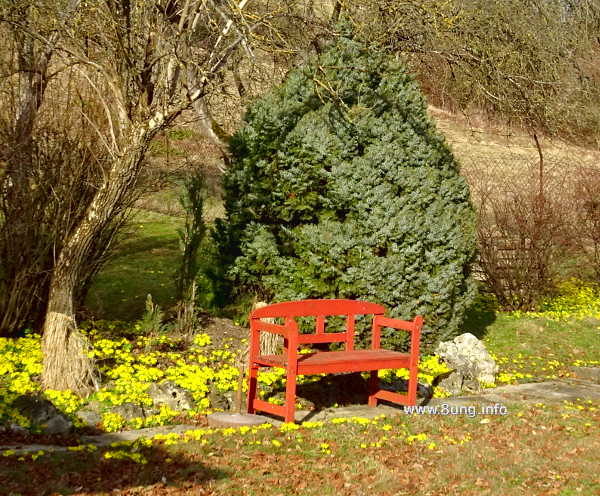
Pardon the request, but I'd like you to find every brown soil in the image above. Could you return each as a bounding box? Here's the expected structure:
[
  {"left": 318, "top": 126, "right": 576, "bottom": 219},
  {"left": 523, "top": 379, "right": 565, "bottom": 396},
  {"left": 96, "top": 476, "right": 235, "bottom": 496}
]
[{"left": 199, "top": 316, "right": 249, "bottom": 354}]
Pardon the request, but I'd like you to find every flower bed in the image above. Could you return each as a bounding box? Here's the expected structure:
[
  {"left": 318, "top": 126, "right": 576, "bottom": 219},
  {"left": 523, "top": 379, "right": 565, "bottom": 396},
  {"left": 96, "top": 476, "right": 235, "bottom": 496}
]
[{"left": 0, "top": 324, "right": 456, "bottom": 432}]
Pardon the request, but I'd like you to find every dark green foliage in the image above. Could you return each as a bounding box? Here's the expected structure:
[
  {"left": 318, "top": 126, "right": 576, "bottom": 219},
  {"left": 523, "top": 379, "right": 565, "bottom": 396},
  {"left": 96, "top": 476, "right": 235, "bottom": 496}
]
[
  {"left": 217, "top": 34, "right": 477, "bottom": 351},
  {"left": 175, "top": 172, "right": 206, "bottom": 301}
]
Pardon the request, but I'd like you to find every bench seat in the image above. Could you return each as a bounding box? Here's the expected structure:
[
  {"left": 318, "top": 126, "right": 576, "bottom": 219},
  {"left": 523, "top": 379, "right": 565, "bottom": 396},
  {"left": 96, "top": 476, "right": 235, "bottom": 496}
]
[{"left": 255, "top": 350, "right": 411, "bottom": 375}]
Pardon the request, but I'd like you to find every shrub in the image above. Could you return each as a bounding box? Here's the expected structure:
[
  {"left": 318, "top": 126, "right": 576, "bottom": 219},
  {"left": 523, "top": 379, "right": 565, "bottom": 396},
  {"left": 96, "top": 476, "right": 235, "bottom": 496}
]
[
  {"left": 466, "top": 159, "right": 597, "bottom": 311},
  {"left": 217, "top": 33, "right": 477, "bottom": 351},
  {"left": 175, "top": 170, "right": 206, "bottom": 302},
  {"left": 571, "top": 166, "right": 600, "bottom": 281},
  {"left": 470, "top": 163, "right": 572, "bottom": 310}
]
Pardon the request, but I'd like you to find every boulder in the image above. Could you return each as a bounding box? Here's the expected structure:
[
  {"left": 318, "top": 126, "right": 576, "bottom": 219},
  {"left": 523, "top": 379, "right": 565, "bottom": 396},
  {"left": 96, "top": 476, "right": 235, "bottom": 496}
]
[
  {"left": 435, "top": 333, "right": 499, "bottom": 395},
  {"left": 208, "top": 388, "right": 235, "bottom": 411},
  {"left": 147, "top": 381, "right": 195, "bottom": 411},
  {"left": 75, "top": 400, "right": 103, "bottom": 427},
  {"left": 111, "top": 402, "right": 148, "bottom": 420},
  {"left": 12, "top": 394, "right": 73, "bottom": 435}
]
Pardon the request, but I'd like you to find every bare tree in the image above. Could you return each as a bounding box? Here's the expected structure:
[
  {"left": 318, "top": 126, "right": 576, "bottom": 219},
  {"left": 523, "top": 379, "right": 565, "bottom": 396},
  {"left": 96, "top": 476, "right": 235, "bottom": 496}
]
[
  {"left": 351, "top": 0, "right": 600, "bottom": 146},
  {"left": 0, "top": 0, "right": 344, "bottom": 392},
  {"left": 0, "top": 0, "right": 89, "bottom": 335},
  {"left": 0, "top": 0, "right": 336, "bottom": 393},
  {"left": 39, "top": 0, "right": 261, "bottom": 392}
]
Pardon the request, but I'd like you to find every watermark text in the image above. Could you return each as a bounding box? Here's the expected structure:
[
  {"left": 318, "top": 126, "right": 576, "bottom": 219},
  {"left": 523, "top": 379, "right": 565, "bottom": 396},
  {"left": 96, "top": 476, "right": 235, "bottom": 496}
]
[{"left": 405, "top": 403, "right": 508, "bottom": 417}]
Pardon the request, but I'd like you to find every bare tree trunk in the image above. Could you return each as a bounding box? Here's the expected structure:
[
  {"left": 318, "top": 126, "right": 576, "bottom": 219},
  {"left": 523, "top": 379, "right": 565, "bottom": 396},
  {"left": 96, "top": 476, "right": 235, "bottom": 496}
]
[
  {"left": 41, "top": 126, "right": 152, "bottom": 392},
  {"left": 42, "top": 268, "right": 97, "bottom": 393},
  {"left": 252, "top": 301, "right": 282, "bottom": 355}
]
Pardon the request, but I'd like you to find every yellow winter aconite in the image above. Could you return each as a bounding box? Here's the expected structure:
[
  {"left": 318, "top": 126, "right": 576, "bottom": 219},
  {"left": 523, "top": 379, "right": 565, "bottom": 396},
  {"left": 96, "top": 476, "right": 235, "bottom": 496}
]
[
  {"left": 101, "top": 412, "right": 126, "bottom": 432},
  {"left": 376, "top": 355, "right": 451, "bottom": 397},
  {"left": 511, "top": 278, "right": 600, "bottom": 321},
  {"left": 405, "top": 433, "right": 428, "bottom": 444},
  {"left": 192, "top": 334, "right": 212, "bottom": 347},
  {"left": 103, "top": 450, "right": 148, "bottom": 464},
  {"left": 280, "top": 422, "right": 301, "bottom": 432},
  {"left": 43, "top": 390, "right": 85, "bottom": 415},
  {"left": 1, "top": 304, "right": 595, "bottom": 435},
  {"left": 0, "top": 328, "right": 253, "bottom": 430}
]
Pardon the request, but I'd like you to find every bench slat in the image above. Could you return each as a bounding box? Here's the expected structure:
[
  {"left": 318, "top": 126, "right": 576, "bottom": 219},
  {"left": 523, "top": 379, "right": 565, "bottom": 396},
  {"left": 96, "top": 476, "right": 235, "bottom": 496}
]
[
  {"left": 256, "top": 349, "right": 410, "bottom": 375},
  {"left": 297, "top": 332, "right": 347, "bottom": 344},
  {"left": 251, "top": 299, "right": 385, "bottom": 318},
  {"left": 251, "top": 398, "right": 286, "bottom": 417},
  {"left": 316, "top": 315, "right": 325, "bottom": 334}
]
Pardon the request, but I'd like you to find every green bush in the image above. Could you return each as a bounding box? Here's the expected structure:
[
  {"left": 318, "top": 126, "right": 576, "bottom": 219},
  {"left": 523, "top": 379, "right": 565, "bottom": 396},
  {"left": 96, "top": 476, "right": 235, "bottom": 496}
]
[{"left": 217, "top": 34, "right": 477, "bottom": 351}]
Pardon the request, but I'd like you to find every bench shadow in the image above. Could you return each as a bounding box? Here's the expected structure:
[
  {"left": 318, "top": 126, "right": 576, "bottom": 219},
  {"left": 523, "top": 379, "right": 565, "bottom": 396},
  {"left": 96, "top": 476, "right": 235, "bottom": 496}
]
[{"left": 266, "top": 373, "right": 434, "bottom": 422}]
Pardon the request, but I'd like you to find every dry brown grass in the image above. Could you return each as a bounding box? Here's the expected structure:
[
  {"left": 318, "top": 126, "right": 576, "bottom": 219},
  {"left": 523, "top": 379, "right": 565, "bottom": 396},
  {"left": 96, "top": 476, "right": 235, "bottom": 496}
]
[
  {"left": 429, "top": 105, "right": 600, "bottom": 177},
  {"left": 428, "top": 106, "right": 600, "bottom": 305},
  {"left": 2, "top": 402, "right": 598, "bottom": 495}
]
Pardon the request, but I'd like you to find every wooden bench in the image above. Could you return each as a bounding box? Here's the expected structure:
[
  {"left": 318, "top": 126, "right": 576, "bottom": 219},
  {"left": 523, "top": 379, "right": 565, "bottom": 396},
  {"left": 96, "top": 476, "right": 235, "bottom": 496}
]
[{"left": 246, "top": 299, "right": 423, "bottom": 423}]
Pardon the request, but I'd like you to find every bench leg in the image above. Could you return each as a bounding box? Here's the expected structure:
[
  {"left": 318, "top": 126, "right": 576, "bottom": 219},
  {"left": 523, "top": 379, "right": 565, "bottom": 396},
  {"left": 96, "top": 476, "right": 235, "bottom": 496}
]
[
  {"left": 247, "top": 365, "right": 258, "bottom": 414},
  {"left": 407, "top": 364, "right": 418, "bottom": 406},
  {"left": 368, "top": 370, "right": 379, "bottom": 407},
  {"left": 284, "top": 370, "right": 297, "bottom": 423}
]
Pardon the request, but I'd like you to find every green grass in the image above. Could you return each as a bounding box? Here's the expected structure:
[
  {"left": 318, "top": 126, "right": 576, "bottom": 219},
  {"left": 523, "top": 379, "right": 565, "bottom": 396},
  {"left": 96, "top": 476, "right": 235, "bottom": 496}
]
[
  {"left": 482, "top": 315, "right": 600, "bottom": 383},
  {"left": 85, "top": 209, "right": 183, "bottom": 321},
  {"left": 485, "top": 314, "right": 600, "bottom": 364}
]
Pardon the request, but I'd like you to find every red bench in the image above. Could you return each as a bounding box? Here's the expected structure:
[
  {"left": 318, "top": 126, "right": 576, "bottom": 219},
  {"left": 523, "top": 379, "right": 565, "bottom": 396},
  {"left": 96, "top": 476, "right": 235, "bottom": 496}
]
[{"left": 246, "top": 299, "right": 423, "bottom": 423}]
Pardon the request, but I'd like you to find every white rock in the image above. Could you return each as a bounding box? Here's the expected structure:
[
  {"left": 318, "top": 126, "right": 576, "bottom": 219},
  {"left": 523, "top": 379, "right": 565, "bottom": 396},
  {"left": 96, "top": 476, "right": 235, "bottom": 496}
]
[{"left": 435, "top": 333, "right": 499, "bottom": 394}]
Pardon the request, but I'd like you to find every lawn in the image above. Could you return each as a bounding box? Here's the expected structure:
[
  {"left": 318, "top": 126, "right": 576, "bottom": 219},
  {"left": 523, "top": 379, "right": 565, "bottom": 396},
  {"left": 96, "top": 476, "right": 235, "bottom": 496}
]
[
  {"left": 85, "top": 209, "right": 183, "bottom": 321},
  {"left": 1, "top": 400, "right": 598, "bottom": 495},
  {"left": 1, "top": 287, "right": 599, "bottom": 494}
]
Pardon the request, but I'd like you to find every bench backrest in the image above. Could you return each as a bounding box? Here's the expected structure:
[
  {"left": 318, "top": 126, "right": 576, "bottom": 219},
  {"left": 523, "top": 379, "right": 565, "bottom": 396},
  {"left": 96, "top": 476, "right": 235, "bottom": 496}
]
[{"left": 251, "top": 299, "right": 385, "bottom": 349}]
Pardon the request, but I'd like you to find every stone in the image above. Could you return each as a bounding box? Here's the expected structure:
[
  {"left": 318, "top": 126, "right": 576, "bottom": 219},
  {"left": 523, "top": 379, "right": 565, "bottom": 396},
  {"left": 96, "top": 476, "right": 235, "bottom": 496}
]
[
  {"left": 111, "top": 402, "right": 147, "bottom": 420},
  {"left": 206, "top": 412, "right": 269, "bottom": 428},
  {"left": 435, "top": 333, "right": 499, "bottom": 395},
  {"left": 147, "top": 381, "right": 195, "bottom": 411},
  {"left": 568, "top": 366, "right": 600, "bottom": 384},
  {"left": 75, "top": 401, "right": 103, "bottom": 427},
  {"left": 12, "top": 394, "right": 73, "bottom": 435},
  {"left": 208, "top": 388, "right": 235, "bottom": 411},
  {"left": 43, "top": 415, "right": 73, "bottom": 435}
]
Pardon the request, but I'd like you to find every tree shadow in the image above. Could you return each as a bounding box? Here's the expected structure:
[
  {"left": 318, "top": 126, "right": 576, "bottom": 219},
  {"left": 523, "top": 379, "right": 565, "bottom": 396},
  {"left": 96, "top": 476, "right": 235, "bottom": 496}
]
[
  {"left": 0, "top": 443, "right": 228, "bottom": 495},
  {"left": 462, "top": 291, "right": 498, "bottom": 340}
]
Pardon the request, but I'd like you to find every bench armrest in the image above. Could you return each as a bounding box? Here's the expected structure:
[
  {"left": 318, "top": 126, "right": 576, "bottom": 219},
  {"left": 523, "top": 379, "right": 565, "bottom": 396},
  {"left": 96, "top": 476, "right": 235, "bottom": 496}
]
[
  {"left": 252, "top": 319, "right": 296, "bottom": 338},
  {"left": 249, "top": 317, "right": 299, "bottom": 368},
  {"left": 372, "top": 315, "right": 423, "bottom": 352}
]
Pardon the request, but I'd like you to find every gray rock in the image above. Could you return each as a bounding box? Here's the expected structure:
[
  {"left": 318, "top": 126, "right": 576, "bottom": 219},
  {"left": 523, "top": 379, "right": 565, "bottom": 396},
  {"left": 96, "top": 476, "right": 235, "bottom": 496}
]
[
  {"left": 435, "top": 333, "right": 499, "bottom": 395},
  {"left": 75, "top": 401, "right": 104, "bottom": 427},
  {"left": 568, "top": 366, "right": 600, "bottom": 384},
  {"left": 43, "top": 415, "right": 74, "bottom": 435},
  {"left": 111, "top": 402, "right": 147, "bottom": 420},
  {"left": 11, "top": 395, "right": 73, "bottom": 435},
  {"left": 209, "top": 388, "right": 235, "bottom": 411},
  {"left": 147, "top": 381, "right": 195, "bottom": 411}
]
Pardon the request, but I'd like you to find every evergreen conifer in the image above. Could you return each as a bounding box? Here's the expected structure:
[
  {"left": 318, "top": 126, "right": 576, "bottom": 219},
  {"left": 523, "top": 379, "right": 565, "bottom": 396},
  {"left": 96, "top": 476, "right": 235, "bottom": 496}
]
[{"left": 217, "top": 33, "right": 477, "bottom": 350}]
